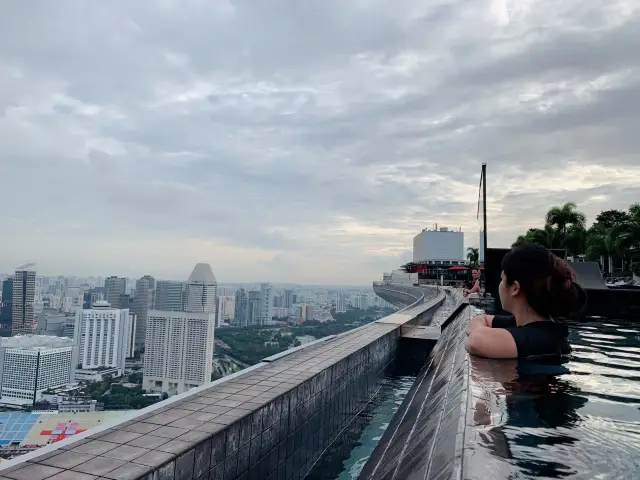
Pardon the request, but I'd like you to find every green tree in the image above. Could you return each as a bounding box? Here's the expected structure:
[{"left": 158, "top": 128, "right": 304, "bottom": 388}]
[
  {"left": 545, "top": 202, "right": 587, "bottom": 257},
  {"left": 513, "top": 225, "right": 563, "bottom": 249},
  {"left": 466, "top": 247, "right": 479, "bottom": 266}
]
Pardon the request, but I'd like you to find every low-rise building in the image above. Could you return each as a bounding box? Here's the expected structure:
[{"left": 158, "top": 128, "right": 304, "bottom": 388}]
[{"left": 0, "top": 336, "right": 75, "bottom": 407}]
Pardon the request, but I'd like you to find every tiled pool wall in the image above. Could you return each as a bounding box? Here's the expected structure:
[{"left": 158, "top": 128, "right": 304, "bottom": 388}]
[
  {"left": 359, "top": 304, "right": 471, "bottom": 480},
  {"left": 0, "top": 285, "right": 447, "bottom": 480}
]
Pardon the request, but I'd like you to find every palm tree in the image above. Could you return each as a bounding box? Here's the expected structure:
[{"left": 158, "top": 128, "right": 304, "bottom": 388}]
[
  {"left": 611, "top": 203, "right": 640, "bottom": 272},
  {"left": 466, "top": 247, "right": 479, "bottom": 266},
  {"left": 545, "top": 202, "right": 587, "bottom": 257},
  {"left": 586, "top": 227, "right": 618, "bottom": 275},
  {"left": 513, "top": 225, "right": 563, "bottom": 249}
]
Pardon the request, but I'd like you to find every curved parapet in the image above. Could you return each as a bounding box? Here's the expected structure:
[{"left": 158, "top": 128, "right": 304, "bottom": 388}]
[{"left": 373, "top": 282, "right": 427, "bottom": 309}]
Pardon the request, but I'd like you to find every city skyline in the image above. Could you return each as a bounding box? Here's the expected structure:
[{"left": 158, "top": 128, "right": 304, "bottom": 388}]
[{"left": 2, "top": 1, "right": 638, "bottom": 285}]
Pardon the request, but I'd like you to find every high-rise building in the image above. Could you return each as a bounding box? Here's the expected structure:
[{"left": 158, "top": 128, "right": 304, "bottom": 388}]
[
  {"left": 0, "top": 336, "right": 75, "bottom": 406},
  {"left": 248, "top": 291, "right": 260, "bottom": 326},
  {"left": 336, "top": 294, "right": 347, "bottom": 313},
  {"left": 82, "top": 288, "right": 104, "bottom": 310},
  {"left": 217, "top": 296, "right": 235, "bottom": 326},
  {"left": 104, "top": 277, "right": 126, "bottom": 308},
  {"left": 142, "top": 310, "right": 215, "bottom": 396},
  {"left": 184, "top": 264, "right": 217, "bottom": 315},
  {"left": 126, "top": 313, "right": 136, "bottom": 358},
  {"left": 132, "top": 275, "right": 155, "bottom": 350},
  {"left": 154, "top": 281, "right": 185, "bottom": 312},
  {"left": 283, "top": 290, "right": 294, "bottom": 309},
  {"left": 234, "top": 288, "right": 248, "bottom": 327},
  {"left": 74, "top": 301, "right": 130, "bottom": 377},
  {"left": 259, "top": 283, "right": 273, "bottom": 326},
  {"left": 0, "top": 277, "right": 13, "bottom": 326},
  {"left": 12, "top": 265, "right": 37, "bottom": 336}
]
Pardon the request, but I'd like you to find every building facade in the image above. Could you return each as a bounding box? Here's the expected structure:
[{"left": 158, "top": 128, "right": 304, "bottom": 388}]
[
  {"left": 0, "top": 277, "right": 13, "bottom": 327},
  {"left": 142, "top": 310, "right": 215, "bottom": 396},
  {"left": 184, "top": 264, "right": 217, "bottom": 315},
  {"left": 234, "top": 288, "right": 248, "bottom": 327},
  {"left": 104, "top": 277, "right": 126, "bottom": 309},
  {"left": 413, "top": 227, "right": 465, "bottom": 264},
  {"left": 217, "top": 295, "right": 235, "bottom": 326},
  {"left": 74, "top": 301, "right": 129, "bottom": 377},
  {"left": 259, "top": 283, "right": 274, "bottom": 326},
  {"left": 12, "top": 266, "right": 37, "bottom": 336},
  {"left": 154, "top": 280, "right": 185, "bottom": 312},
  {"left": 132, "top": 275, "right": 155, "bottom": 351},
  {"left": 247, "top": 291, "right": 260, "bottom": 326},
  {"left": 0, "top": 336, "right": 75, "bottom": 406}
]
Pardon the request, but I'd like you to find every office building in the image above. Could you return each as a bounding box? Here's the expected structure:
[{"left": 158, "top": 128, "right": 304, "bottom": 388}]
[
  {"left": 217, "top": 295, "right": 235, "bottom": 326},
  {"left": 126, "top": 313, "right": 136, "bottom": 358},
  {"left": 104, "top": 277, "right": 126, "bottom": 308},
  {"left": 132, "top": 275, "right": 155, "bottom": 350},
  {"left": 12, "top": 265, "right": 37, "bottom": 336},
  {"left": 283, "top": 289, "right": 294, "bottom": 309},
  {"left": 74, "top": 301, "right": 130, "bottom": 377},
  {"left": 82, "top": 288, "right": 104, "bottom": 310},
  {"left": 154, "top": 281, "right": 185, "bottom": 312},
  {"left": 142, "top": 310, "right": 215, "bottom": 396},
  {"left": 248, "top": 291, "right": 260, "bottom": 326},
  {"left": 0, "top": 336, "right": 75, "bottom": 406},
  {"left": 184, "top": 264, "right": 217, "bottom": 315},
  {"left": 259, "top": 283, "right": 273, "bottom": 326},
  {"left": 336, "top": 295, "right": 347, "bottom": 313},
  {"left": 413, "top": 226, "right": 465, "bottom": 264},
  {"left": 234, "top": 288, "right": 248, "bottom": 327},
  {"left": 0, "top": 277, "right": 13, "bottom": 326}
]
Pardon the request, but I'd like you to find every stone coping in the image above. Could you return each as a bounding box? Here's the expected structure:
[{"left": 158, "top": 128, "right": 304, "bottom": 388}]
[{"left": 0, "top": 284, "right": 444, "bottom": 480}]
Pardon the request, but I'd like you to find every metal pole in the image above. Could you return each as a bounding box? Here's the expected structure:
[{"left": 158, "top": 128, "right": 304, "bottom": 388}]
[{"left": 482, "top": 163, "right": 488, "bottom": 298}]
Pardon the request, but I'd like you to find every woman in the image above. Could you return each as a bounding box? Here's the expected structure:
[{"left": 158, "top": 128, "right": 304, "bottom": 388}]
[
  {"left": 463, "top": 268, "right": 481, "bottom": 297},
  {"left": 465, "top": 243, "right": 587, "bottom": 359}
]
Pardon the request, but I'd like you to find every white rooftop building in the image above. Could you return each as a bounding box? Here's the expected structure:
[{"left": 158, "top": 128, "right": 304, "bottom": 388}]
[
  {"left": 142, "top": 310, "right": 215, "bottom": 396},
  {"left": 413, "top": 226, "right": 465, "bottom": 265},
  {"left": 74, "top": 301, "right": 130, "bottom": 378},
  {"left": 0, "top": 336, "right": 75, "bottom": 406}
]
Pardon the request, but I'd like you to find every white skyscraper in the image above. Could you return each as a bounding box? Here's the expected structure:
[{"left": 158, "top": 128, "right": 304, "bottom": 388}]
[
  {"left": 142, "top": 310, "right": 215, "bottom": 395},
  {"left": 184, "top": 263, "right": 217, "bottom": 316},
  {"left": 74, "top": 301, "right": 130, "bottom": 377},
  {"left": 0, "top": 336, "right": 74, "bottom": 406},
  {"left": 259, "top": 283, "right": 273, "bottom": 326},
  {"left": 217, "top": 295, "right": 235, "bottom": 326},
  {"left": 142, "top": 263, "right": 217, "bottom": 396}
]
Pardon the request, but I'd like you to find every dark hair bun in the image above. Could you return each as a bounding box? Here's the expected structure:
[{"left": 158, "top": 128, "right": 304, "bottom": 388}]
[{"left": 502, "top": 244, "right": 588, "bottom": 318}]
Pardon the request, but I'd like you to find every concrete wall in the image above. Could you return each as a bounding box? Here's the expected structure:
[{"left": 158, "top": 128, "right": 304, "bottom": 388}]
[{"left": 0, "top": 285, "right": 444, "bottom": 480}]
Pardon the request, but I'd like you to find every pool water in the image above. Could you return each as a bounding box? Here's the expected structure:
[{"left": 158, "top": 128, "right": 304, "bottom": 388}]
[
  {"left": 473, "top": 319, "right": 640, "bottom": 479},
  {"left": 305, "top": 376, "right": 415, "bottom": 480}
]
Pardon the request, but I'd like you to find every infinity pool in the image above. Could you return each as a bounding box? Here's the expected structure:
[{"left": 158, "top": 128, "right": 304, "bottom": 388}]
[{"left": 468, "top": 318, "right": 640, "bottom": 479}]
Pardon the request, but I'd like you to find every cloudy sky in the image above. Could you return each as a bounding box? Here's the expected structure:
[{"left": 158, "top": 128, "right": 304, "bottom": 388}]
[{"left": 1, "top": 0, "right": 639, "bottom": 285}]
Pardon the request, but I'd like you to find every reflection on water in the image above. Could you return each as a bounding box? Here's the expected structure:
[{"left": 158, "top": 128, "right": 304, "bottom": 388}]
[
  {"left": 471, "top": 319, "right": 640, "bottom": 479},
  {"left": 306, "top": 376, "right": 414, "bottom": 480}
]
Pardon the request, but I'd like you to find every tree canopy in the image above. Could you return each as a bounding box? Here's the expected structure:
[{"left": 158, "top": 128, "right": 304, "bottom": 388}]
[{"left": 513, "top": 202, "right": 640, "bottom": 276}]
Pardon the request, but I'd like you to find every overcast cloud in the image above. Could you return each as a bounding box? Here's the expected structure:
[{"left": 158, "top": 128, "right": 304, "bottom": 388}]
[{"left": 1, "top": 0, "right": 639, "bottom": 284}]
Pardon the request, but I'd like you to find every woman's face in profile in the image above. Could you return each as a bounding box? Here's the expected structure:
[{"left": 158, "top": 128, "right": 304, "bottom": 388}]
[{"left": 498, "top": 271, "right": 516, "bottom": 312}]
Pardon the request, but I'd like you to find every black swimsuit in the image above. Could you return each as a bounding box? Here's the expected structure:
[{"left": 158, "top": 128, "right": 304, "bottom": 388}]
[{"left": 491, "top": 315, "right": 571, "bottom": 360}]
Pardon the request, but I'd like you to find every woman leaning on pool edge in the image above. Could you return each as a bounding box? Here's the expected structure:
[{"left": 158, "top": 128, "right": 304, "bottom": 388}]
[{"left": 465, "top": 243, "right": 587, "bottom": 359}]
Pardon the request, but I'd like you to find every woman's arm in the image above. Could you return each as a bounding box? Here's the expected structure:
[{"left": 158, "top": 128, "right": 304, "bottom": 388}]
[
  {"left": 466, "top": 314, "right": 495, "bottom": 336},
  {"left": 468, "top": 280, "right": 480, "bottom": 294},
  {"left": 465, "top": 327, "right": 518, "bottom": 358}
]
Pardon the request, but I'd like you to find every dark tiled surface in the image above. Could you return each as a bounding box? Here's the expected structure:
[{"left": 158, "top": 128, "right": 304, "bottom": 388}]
[
  {"left": 360, "top": 302, "right": 470, "bottom": 480},
  {"left": 0, "top": 285, "right": 443, "bottom": 480}
]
